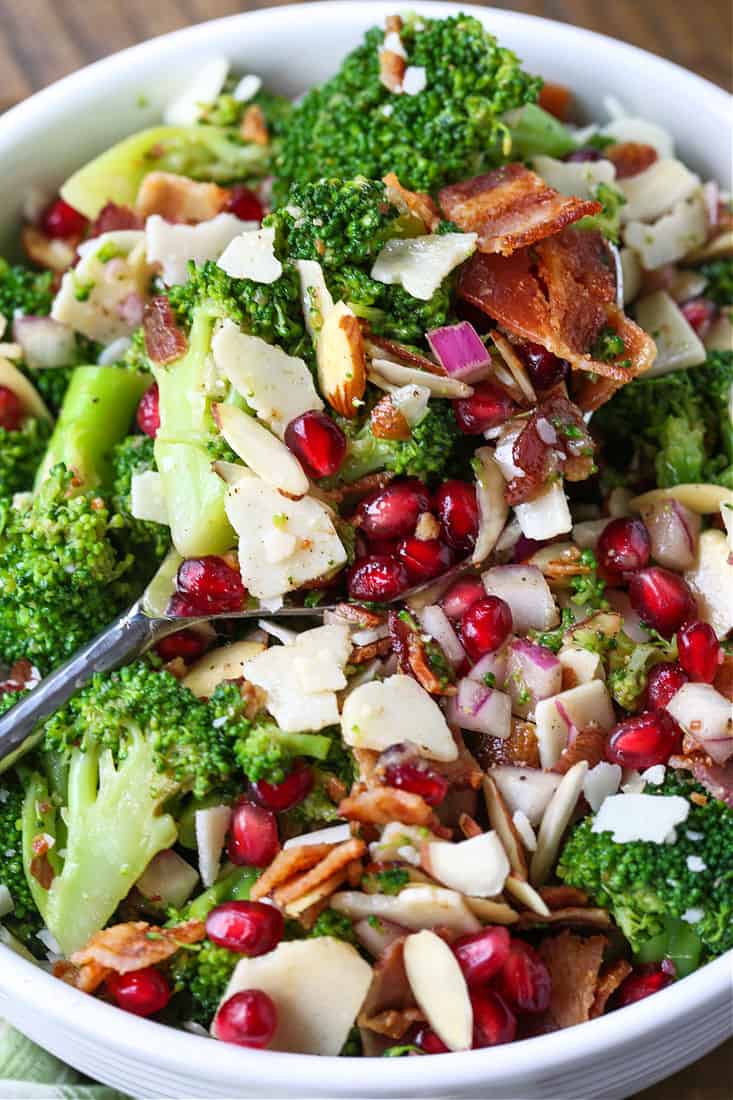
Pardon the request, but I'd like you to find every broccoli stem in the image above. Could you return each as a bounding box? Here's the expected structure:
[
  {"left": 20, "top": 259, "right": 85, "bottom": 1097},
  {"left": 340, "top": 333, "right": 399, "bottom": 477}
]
[
  {"left": 35, "top": 365, "right": 149, "bottom": 490},
  {"left": 153, "top": 306, "right": 235, "bottom": 557},
  {"left": 186, "top": 865, "right": 259, "bottom": 920}
]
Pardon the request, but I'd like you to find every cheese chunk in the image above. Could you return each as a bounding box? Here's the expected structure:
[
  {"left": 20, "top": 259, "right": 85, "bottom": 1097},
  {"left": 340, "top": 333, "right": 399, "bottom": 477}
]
[
  {"left": 371, "top": 233, "right": 477, "bottom": 300},
  {"left": 684, "top": 529, "right": 733, "bottom": 637},
  {"left": 217, "top": 226, "right": 282, "bottom": 284},
  {"left": 592, "top": 793, "right": 690, "bottom": 844},
  {"left": 145, "top": 213, "right": 254, "bottom": 286},
  {"left": 535, "top": 681, "right": 616, "bottom": 769},
  {"left": 341, "top": 675, "right": 458, "bottom": 761},
  {"left": 52, "top": 231, "right": 151, "bottom": 343}
]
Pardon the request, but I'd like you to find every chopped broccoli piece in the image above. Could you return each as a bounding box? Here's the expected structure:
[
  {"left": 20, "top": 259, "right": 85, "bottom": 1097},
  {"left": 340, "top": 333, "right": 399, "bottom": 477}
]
[
  {"left": 576, "top": 182, "right": 626, "bottom": 243},
  {"left": 198, "top": 84, "right": 292, "bottom": 136},
  {"left": 364, "top": 867, "right": 409, "bottom": 895},
  {"left": 699, "top": 258, "right": 733, "bottom": 306},
  {"left": 20, "top": 365, "right": 75, "bottom": 417},
  {"left": 0, "top": 415, "right": 52, "bottom": 497},
  {"left": 606, "top": 631, "right": 676, "bottom": 711},
  {"left": 273, "top": 14, "right": 540, "bottom": 201},
  {"left": 0, "top": 770, "right": 44, "bottom": 953},
  {"left": 503, "top": 102, "right": 576, "bottom": 159},
  {"left": 558, "top": 770, "right": 733, "bottom": 960},
  {"left": 309, "top": 908, "right": 356, "bottom": 943},
  {"left": 168, "top": 940, "right": 239, "bottom": 1027},
  {"left": 340, "top": 400, "right": 466, "bottom": 484},
  {"left": 0, "top": 259, "right": 53, "bottom": 326},
  {"left": 568, "top": 549, "right": 608, "bottom": 611}
]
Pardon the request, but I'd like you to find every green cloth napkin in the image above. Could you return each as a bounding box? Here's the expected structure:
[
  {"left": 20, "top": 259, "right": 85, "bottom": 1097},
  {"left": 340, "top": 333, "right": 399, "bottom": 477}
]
[{"left": 0, "top": 1020, "right": 128, "bottom": 1100}]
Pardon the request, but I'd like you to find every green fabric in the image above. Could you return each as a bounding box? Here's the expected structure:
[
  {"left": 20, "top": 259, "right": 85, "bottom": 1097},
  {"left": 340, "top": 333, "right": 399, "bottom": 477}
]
[{"left": 0, "top": 1021, "right": 129, "bottom": 1099}]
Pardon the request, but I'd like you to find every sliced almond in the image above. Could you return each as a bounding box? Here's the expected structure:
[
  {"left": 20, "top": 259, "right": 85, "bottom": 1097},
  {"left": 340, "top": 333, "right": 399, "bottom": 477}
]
[
  {"left": 490, "top": 331, "right": 536, "bottom": 404},
  {"left": 330, "top": 884, "right": 481, "bottom": 935},
  {"left": 504, "top": 873, "right": 551, "bottom": 917},
  {"left": 213, "top": 403, "right": 308, "bottom": 496},
  {"left": 0, "top": 358, "right": 51, "bottom": 421},
  {"left": 464, "top": 897, "right": 519, "bottom": 924},
  {"left": 369, "top": 356, "right": 473, "bottom": 398},
  {"left": 403, "top": 931, "right": 473, "bottom": 1052},
  {"left": 482, "top": 775, "right": 528, "bottom": 878},
  {"left": 317, "top": 300, "right": 366, "bottom": 419},
  {"left": 530, "top": 760, "right": 589, "bottom": 886},
  {"left": 194, "top": 805, "right": 231, "bottom": 888},
  {"left": 472, "top": 447, "right": 509, "bottom": 566},
  {"left": 370, "top": 394, "right": 411, "bottom": 440}
]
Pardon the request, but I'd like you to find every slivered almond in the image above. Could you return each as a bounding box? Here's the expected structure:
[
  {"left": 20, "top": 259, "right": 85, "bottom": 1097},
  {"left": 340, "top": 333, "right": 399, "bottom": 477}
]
[
  {"left": 491, "top": 331, "right": 536, "bottom": 404},
  {"left": 464, "top": 897, "right": 519, "bottom": 924},
  {"left": 482, "top": 774, "right": 528, "bottom": 878},
  {"left": 370, "top": 394, "right": 411, "bottom": 440},
  {"left": 249, "top": 843, "right": 334, "bottom": 901},
  {"left": 530, "top": 760, "right": 589, "bottom": 886},
  {"left": 213, "top": 402, "right": 309, "bottom": 496},
  {"left": 317, "top": 301, "right": 366, "bottom": 419},
  {"left": 240, "top": 103, "right": 269, "bottom": 145},
  {"left": 274, "top": 838, "right": 367, "bottom": 905},
  {"left": 504, "top": 873, "right": 551, "bottom": 917}
]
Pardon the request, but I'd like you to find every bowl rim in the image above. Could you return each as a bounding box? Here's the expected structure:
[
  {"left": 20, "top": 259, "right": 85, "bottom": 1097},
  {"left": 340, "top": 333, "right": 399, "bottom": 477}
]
[{"left": 0, "top": 0, "right": 731, "bottom": 1089}]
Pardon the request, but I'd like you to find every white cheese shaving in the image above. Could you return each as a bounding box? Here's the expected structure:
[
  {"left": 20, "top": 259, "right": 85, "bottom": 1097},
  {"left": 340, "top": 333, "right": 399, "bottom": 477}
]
[
  {"left": 686, "top": 855, "right": 707, "bottom": 873},
  {"left": 682, "top": 907, "right": 705, "bottom": 924},
  {"left": 164, "top": 57, "right": 229, "bottom": 125},
  {"left": 371, "top": 233, "right": 477, "bottom": 301},
  {"left": 217, "top": 227, "right": 282, "bottom": 283},
  {"left": 583, "top": 762, "right": 622, "bottom": 812},
  {"left": 591, "top": 793, "right": 690, "bottom": 844},
  {"left": 342, "top": 675, "right": 458, "bottom": 762},
  {"left": 145, "top": 213, "right": 255, "bottom": 286},
  {"left": 130, "top": 470, "right": 169, "bottom": 525},
  {"left": 232, "top": 74, "right": 262, "bottom": 102},
  {"left": 618, "top": 158, "right": 700, "bottom": 224},
  {"left": 382, "top": 31, "right": 406, "bottom": 57},
  {"left": 532, "top": 155, "right": 616, "bottom": 201},
  {"left": 636, "top": 290, "right": 706, "bottom": 376},
  {"left": 624, "top": 191, "right": 707, "bottom": 270},
  {"left": 402, "top": 66, "right": 427, "bottom": 96},
  {"left": 640, "top": 764, "right": 666, "bottom": 786}
]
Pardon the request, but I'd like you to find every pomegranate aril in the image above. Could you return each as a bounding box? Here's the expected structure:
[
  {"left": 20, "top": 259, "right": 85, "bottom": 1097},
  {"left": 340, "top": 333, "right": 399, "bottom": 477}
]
[
  {"left": 615, "top": 965, "right": 672, "bottom": 1008},
  {"left": 40, "top": 197, "right": 87, "bottom": 239},
  {"left": 176, "top": 555, "right": 246, "bottom": 613},
  {"left": 155, "top": 628, "right": 208, "bottom": 663},
  {"left": 167, "top": 593, "right": 206, "bottom": 617},
  {"left": 254, "top": 763, "right": 314, "bottom": 811},
  {"left": 606, "top": 710, "right": 682, "bottom": 769},
  {"left": 383, "top": 760, "right": 448, "bottom": 806},
  {"left": 461, "top": 596, "right": 513, "bottom": 660},
  {"left": 284, "top": 410, "right": 347, "bottom": 478},
  {"left": 677, "top": 620, "right": 721, "bottom": 683},
  {"left": 414, "top": 1027, "right": 449, "bottom": 1054},
  {"left": 214, "top": 989, "right": 278, "bottom": 1048},
  {"left": 517, "top": 342, "right": 568, "bottom": 388},
  {"left": 0, "top": 386, "right": 24, "bottom": 431},
  {"left": 397, "top": 537, "right": 452, "bottom": 583},
  {"left": 441, "top": 576, "right": 485, "bottom": 621},
  {"left": 347, "top": 555, "right": 409, "bottom": 602},
  {"left": 227, "top": 800, "right": 280, "bottom": 867},
  {"left": 646, "top": 661, "right": 688, "bottom": 710},
  {"left": 628, "top": 567, "right": 696, "bottom": 637},
  {"left": 434, "top": 479, "right": 479, "bottom": 552},
  {"left": 597, "top": 517, "right": 651, "bottom": 578},
  {"left": 356, "top": 479, "right": 430, "bottom": 541},
  {"left": 226, "top": 186, "right": 264, "bottom": 223},
  {"left": 564, "top": 147, "right": 603, "bottom": 163},
  {"left": 136, "top": 383, "right": 160, "bottom": 438},
  {"left": 680, "top": 298, "right": 717, "bottom": 335},
  {"left": 107, "top": 968, "right": 171, "bottom": 1017},
  {"left": 494, "top": 940, "right": 551, "bottom": 1014},
  {"left": 452, "top": 926, "right": 511, "bottom": 987},
  {"left": 453, "top": 381, "right": 516, "bottom": 434},
  {"left": 470, "top": 989, "right": 517, "bottom": 1047},
  {"left": 206, "top": 900, "right": 284, "bottom": 956},
  {"left": 512, "top": 535, "right": 549, "bottom": 563}
]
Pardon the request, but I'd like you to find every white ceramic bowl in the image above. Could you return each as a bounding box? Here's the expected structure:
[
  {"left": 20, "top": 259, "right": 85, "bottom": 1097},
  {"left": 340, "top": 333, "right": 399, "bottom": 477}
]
[{"left": 0, "top": 4, "right": 731, "bottom": 1096}]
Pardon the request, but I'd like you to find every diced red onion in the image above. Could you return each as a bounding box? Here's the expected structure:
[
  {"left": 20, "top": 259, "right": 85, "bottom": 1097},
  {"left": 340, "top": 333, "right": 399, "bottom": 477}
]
[
  {"left": 417, "top": 604, "right": 466, "bottom": 667},
  {"left": 468, "top": 645, "right": 510, "bottom": 689},
  {"left": 448, "top": 679, "right": 512, "bottom": 738},
  {"left": 535, "top": 417, "right": 557, "bottom": 445},
  {"left": 426, "top": 321, "right": 491, "bottom": 381},
  {"left": 482, "top": 564, "right": 559, "bottom": 633},
  {"left": 639, "top": 499, "right": 700, "bottom": 571},
  {"left": 12, "top": 315, "right": 76, "bottom": 368},
  {"left": 505, "top": 638, "right": 562, "bottom": 718}
]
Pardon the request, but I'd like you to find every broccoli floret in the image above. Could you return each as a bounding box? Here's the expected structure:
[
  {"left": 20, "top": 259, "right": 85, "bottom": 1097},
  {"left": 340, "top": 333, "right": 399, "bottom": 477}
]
[
  {"left": 568, "top": 549, "right": 609, "bottom": 611},
  {"left": 699, "top": 258, "right": 733, "bottom": 306},
  {"left": 364, "top": 867, "right": 410, "bottom": 895},
  {"left": 576, "top": 182, "right": 626, "bottom": 243},
  {"left": 606, "top": 631, "right": 676, "bottom": 711},
  {"left": 0, "top": 259, "right": 53, "bottom": 326},
  {"left": 273, "top": 14, "right": 540, "bottom": 201},
  {"left": 0, "top": 467, "right": 141, "bottom": 670},
  {"left": 557, "top": 770, "right": 733, "bottom": 960},
  {"left": 0, "top": 771, "right": 44, "bottom": 953},
  {"left": 592, "top": 351, "right": 733, "bottom": 491},
  {"left": 198, "top": 77, "right": 292, "bottom": 137},
  {"left": 110, "top": 434, "right": 170, "bottom": 570},
  {"left": 168, "top": 940, "right": 239, "bottom": 1026},
  {"left": 340, "top": 400, "right": 466, "bottom": 484},
  {"left": 309, "top": 908, "right": 356, "bottom": 943},
  {"left": 0, "top": 416, "right": 52, "bottom": 497},
  {"left": 21, "top": 365, "right": 75, "bottom": 417}
]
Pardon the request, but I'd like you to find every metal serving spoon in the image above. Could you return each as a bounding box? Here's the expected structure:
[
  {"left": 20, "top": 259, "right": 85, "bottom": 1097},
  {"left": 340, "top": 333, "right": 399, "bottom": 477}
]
[{"left": 0, "top": 553, "right": 468, "bottom": 770}]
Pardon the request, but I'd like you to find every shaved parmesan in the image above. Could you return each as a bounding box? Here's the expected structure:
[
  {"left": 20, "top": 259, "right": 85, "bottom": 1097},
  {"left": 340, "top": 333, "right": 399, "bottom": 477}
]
[
  {"left": 425, "top": 831, "right": 510, "bottom": 898},
  {"left": 232, "top": 74, "right": 262, "bottom": 102},
  {"left": 52, "top": 231, "right": 151, "bottom": 343},
  {"left": 295, "top": 259, "right": 334, "bottom": 341},
  {"left": 371, "top": 233, "right": 477, "bottom": 301},
  {"left": 182, "top": 640, "right": 266, "bottom": 698},
  {"left": 624, "top": 191, "right": 707, "bottom": 270},
  {"left": 402, "top": 66, "right": 427, "bottom": 96},
  {"left": 213, "top": 319, "right": 323, "bottom": 437},
  {"left": 535, "top": 681, "right": 616, "bottom": 769},
  {"left": 636, "top": 291, "right": 706, "bottom": 375},
  {"left": 217, "top": 226, "right": 282, "bottom": 283},
  {"left": 514, "top": 479, "right": 572, "bottom": 540},
  {"left": 532, "top": 155, "right": 616, "bottom": 201},
  {"left": 341, "top": 675, "right": 458, "bottom": 761},
  {"left": 602, "top": 117, "right": 674, "bottom": 158},
  {"left": 214, "top": 403, "right": 308, "bottom": 496},
  {"left": 130, "top": 470, "right": 169, "bottom": 525},
  {"left": 583, "top": 762, "right": 622, "bottom": 812},
  {"left": 146, "top": 213, "right": 254, "bottom": 286},
  {"left": 592, "top": 793, "right": 690, "bottom": 844},
  {"left": 618, "top": 158, "right": 700, "bottom": 224},
  {"left": 164, "top": 58, "right": 229, "bottom": 126},
  {"left": 195, "top": 805, "right": 231, "bottom": 887},
  {"left": 684, "top": 529, "right": 733, "bottom": 637},
  {"left": 620, "top": 246, "right": 642, "bottom": 305}
]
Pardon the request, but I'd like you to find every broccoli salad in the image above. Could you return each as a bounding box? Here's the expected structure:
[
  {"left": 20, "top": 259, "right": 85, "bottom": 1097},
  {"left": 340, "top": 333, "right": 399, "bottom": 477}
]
[{"left": 0, "top": 11, "right": 731, "bottom": 1058}]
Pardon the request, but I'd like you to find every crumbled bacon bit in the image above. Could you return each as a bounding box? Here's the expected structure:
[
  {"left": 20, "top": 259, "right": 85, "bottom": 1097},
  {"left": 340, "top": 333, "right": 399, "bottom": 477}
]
[
  {"left": 358, "top": 937, "right": 419, "bottom": 1049},
  {"left": 240, "top": 104, "right": 270, "bottom": 146},
  {"left": 249, "top": 843, "right": 334, "bottom": 901},
  {"left": 538, "top": 931, "right": 607, "bottom": 1029},
  {"left": 439, "top": 164, "right": 601, "bottom": 257},
  {"left": 143, "top": 296, "right": 188, "bottom": 365},
  {"left": 338, "top": 786, "right": 435, "bottom": 827},
  {"left": 88, "top": 202, "right": 143, "bottom": 237},
  {"left": 606, "top": 142, "right": 658, "bottom": 179},
  {"left": 690, "top": 760, "right": 733, "bottom": 809},
  {"left": 370, "top": 394, "right": 411, "bottom": 440},
  {"left": 54, "top": 958, "right": 110, "bottom": 994},
  {"left": 331, "top": 603, "right": 387, "bottom": 629},
  {"left": 690, "top": 791, "right": 709, "bottom": 806},
  {"left": 518, "top": 908, "right": 612, "bottom": 932},
  {"left": 29, "top": 834, "right": 55, "bottom": 890},
  {"left": 383, "top": 172, "right": 441, "bottom": 232},
  {"left": 379, "top": 48, "right": 406, "bottom": 94},
  {"left": 590, "top": 959, "right": 633, "bottom": 1018},
  {"left": 506, "top": 388, "right": 595, "bottom": 504},
  {"left": 70, "top": 919, "right": 205, "bottom": 974},
  {"left": 136, "top": 172, "right": 229, "bottom": 223},
  {"left": 274, "top": 838, "right": 367, "bottom": 905},
  {"left": 539, "top": 885, "right": 590, "bottom": 910},
  {"left": 537, "top": 83, "right": 572, "bottom": 121},
  {"left": 360, "top": 1006, "right": 424, "bottom": 1039},
  {"left": 407, "top": 632, "right": 456, "bottom": 697}
]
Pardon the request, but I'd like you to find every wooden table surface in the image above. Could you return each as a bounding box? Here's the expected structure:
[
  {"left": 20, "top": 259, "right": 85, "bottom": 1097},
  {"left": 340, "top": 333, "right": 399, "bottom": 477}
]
[{"left": 0, "top": 0, "right": 731, "bottom": 1096}]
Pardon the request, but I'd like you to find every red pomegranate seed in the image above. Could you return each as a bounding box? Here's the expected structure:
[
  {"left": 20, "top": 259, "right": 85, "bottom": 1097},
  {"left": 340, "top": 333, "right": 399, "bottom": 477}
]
[
  {"left": 136, "top": 383, "right": 160, "bottom": 438},
  {"left": 615, "top": 965, "right": 672, "bottom": 1008},
  {"left": 214, "top": 989, "right": 278, "bottom": 1048},
  {"left": 677, "top": 620, "right": 722, "bottom": 683},
  {"left": 471, "top": 989, "right": 517, "bottom": 1047},
  {"left": 284, "top": 410, "right": 346, "bottom": 478},
  {"left": 518, "top": 342, "right": 568, "bottom": 389},
  {"left": 680, "top": 298, "right": 717, "bottom": 335},
  {"left": 0, "top": 386, "right": 24, "bottom": 431},
  {"left": 597, "top": 517, "right": 651, "bottom": 579},
  {"left": 166, "top": 593, "right": 206, "bottom": 617},
  {"left": 512, "top": 535, "right": 550, "bottom": 563},
  {"left": 226, "top": 186, "right": 264, "bottom": 223},
  {"left": 461, "top": 596, "right": 513, "bottom": 660},
  {"left": 434, "top": 480, "right": 479, "bottom": 552},
  {"left": 155, "top": 628, "right": 208, "bottom": 663},
  {"left": 254, "top": 763, "right": 314, "bottom": 811},
  {"left": 176, "top": 555, "right": 246, "bottom": 613},
  {"left": 40, "top": 197, "right": 87, "bottom": 239},
  {"left": 453, "top": 381, "right": 516, "bottom": 434},
  {"left": 628, "top": 567, "right": 696, "bottom": 637},
  {"left": 414, "top": 1027, "right": 449, "bottom": 1054},
  {"left": 646, "top": 661, "right": 688, "bottom": 711},
  {"left": 564, "top": 147, "right": 603, "bottom": 163},
  {"left": 397, "top": 537, "right": 452, "bottom": 583},
  {"left": 452, "top": 926, "right": 511, "bottom": 987},
  {"left": 441, "top": 576, "right": 485, "bottom": 621},
  {"left": 206, "top": 900, "right": 284, "bottom": 956},
  {"left": 606, "top": 710, "right": 682, "bottom": 769},
  {"left": 347, "top": 555, "right": 409, "bottom": 602},
  {"left": 383, "top": 760, "right": 449, "bottom": 806},
  {"left": 494, "top": 940, "right": 551, "bottom": 1014},
  {"left": 227, "top": 801, "right": 280, "bottom": 868},
  {"left": 356, "top": 479, "right": 431, "bottom": 541},
  {"left": 107, "top": 968, "right": 170, "bottom": 1017}
]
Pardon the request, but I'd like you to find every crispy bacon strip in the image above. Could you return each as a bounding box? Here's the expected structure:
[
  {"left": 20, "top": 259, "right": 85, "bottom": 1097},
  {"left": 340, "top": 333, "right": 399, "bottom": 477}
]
[
  {"left": 590, "top": 960, "right": 633, "bottom": 1018},
  {"left": 249, "top": 843, "right": 335, "bottom": 901},
  {"left": 519, "top": 908, "right": 612, "bottom": 931},
  {"left": 506, "top": 388, "right": 595, "bottom": 504},
  {"left": 70, "top": 919, "right": 205, "bottom": 974},
  {"left": 54, "top": 958, "right": 110, "bottom": 994},
  {"left": 240, "top": 104, "right": 270, "bottom": 146},
  {"left": 606, "top": 142, "right": 658, "bottom": 179},
  {"left": 338, "top": 787, "right": 435, "bottom": 827},
  {"left": 143, "top": 296, "right": 187, "bottom": 365},
  {"left": 136, "top": 172, "right": 228, "bottom": 222},
  {"left": 274, "top": 838, "right": 366, "bottom": 905},
  {"left": 539, "top": 931, "right": 607, "bottom": 1029},
  {"left": 439, "top": 164, "right": 601, "bottom": 257},
  {"left": 540, "top": 885, "right": 590, "bottom": 910},
  {"left": 383, "top": 172, "right": 440, "bottom": 232},
  {"left": 89, "top": 202, "right": 143, "bottom": 237}
]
